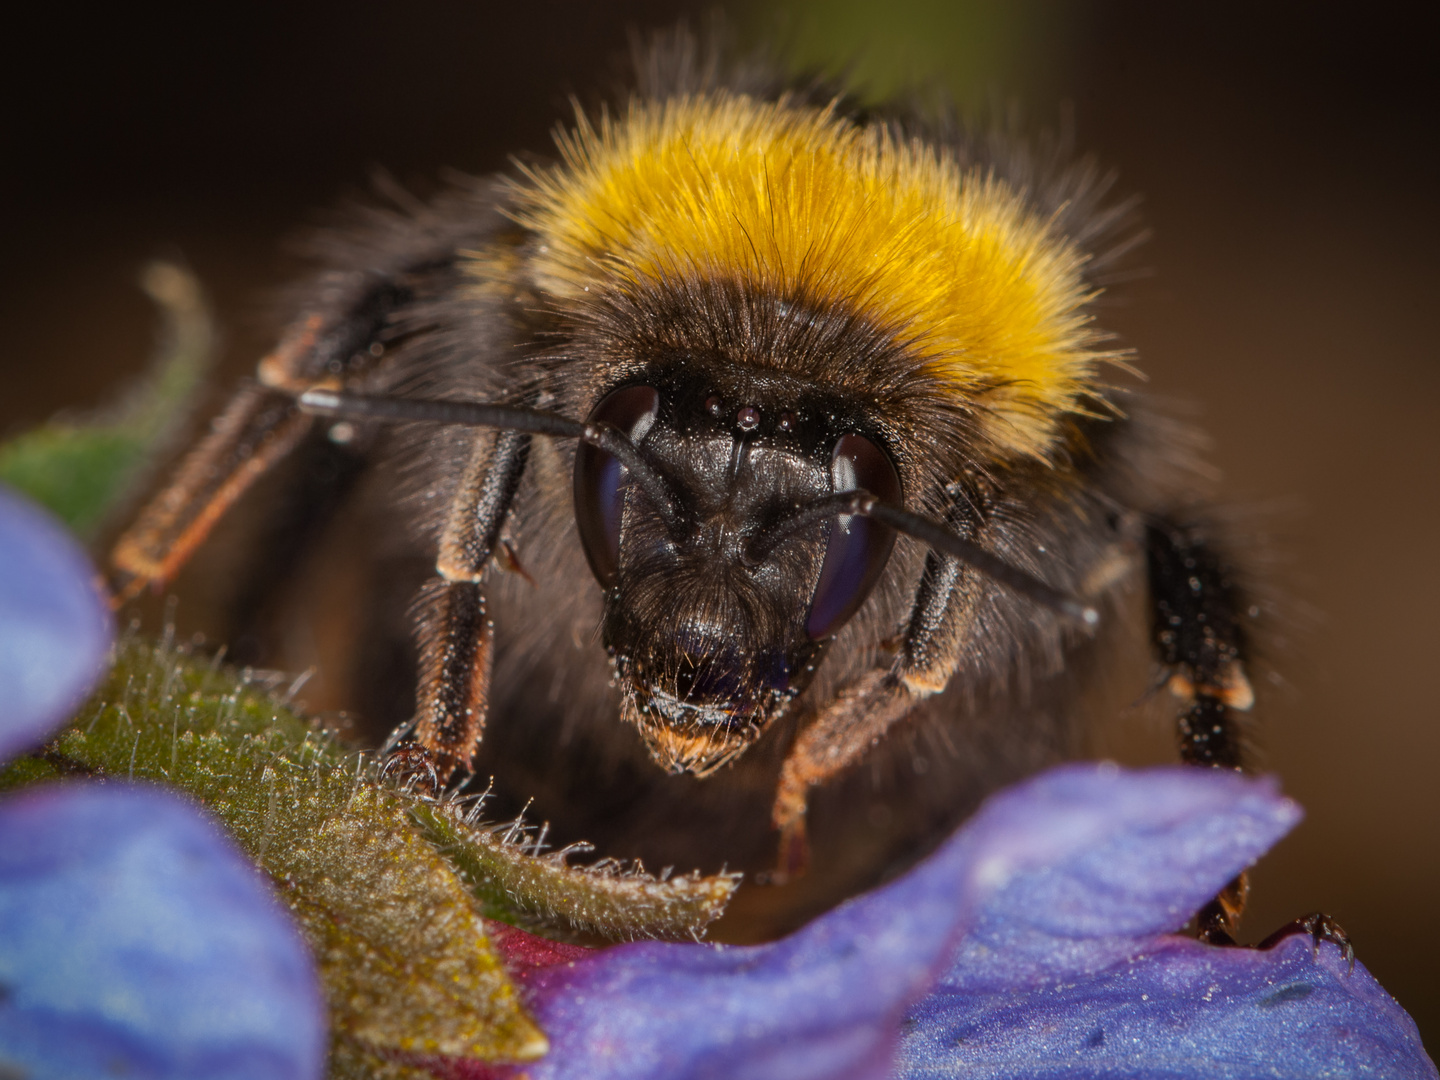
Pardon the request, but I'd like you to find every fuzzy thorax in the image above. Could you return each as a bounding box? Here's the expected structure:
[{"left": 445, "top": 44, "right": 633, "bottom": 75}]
[{"left": 510, "top": 91, "right": 1113, "bottom": 461}]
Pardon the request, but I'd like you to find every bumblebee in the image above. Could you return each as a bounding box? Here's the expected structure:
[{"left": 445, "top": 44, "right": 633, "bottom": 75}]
[{"left": 110, "top": 32, "right": 1297, "bottom": 938}]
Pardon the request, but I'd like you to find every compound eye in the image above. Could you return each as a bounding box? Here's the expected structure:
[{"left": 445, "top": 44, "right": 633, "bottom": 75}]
[
  {"left": 805, "top": 433, "right": 901, "bottom": 639},
  {"left": 573, "top": 385, "right": 659, "bottom": 587}
]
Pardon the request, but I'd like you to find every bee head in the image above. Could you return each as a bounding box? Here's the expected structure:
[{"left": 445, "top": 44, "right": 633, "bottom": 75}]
[{"left": 573, "top": 362, "right": 901, "bottom": 775}]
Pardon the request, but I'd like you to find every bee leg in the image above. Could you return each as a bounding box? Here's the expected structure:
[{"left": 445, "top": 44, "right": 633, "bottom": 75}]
[
  {"left": 771, "top": 507, "right": 979, "bottom": 879},
  {"left": 1146, "top": 521, "right": 1255, "bottom": 771},
  {"left": 1258, "top": 913, "right": 1355, "bottom": 972},
  {"left": 110, "top": 384, "right": 315, "bottom": 604},
  {"left": 252, "top": 254, "right": 451, "bottom": 394},
  {"left": 770, "top": 671, "right": 917, "bottom": 880},
  {"left": 1194, "top": 874, "right": 1250, "bottom": 945},
  {"left": 1145, "top": 520, "right": 1257, "bottom": 939},
  {"left": 402, "top": 579, "right": 493, "bottom": 793},
  {"left": 1145, "top": 520, "right": 1352, "bottom": 960},
  {"left": 386, "top": 429, "right": 530, "bottom": 793},
  {"left": 110, "top": 258, "right": 447, "bottom": 605}
]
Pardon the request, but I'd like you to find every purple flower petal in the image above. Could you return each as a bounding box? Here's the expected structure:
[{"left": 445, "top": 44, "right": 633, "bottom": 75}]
[
  {"left": 0, "top": 485, "right": 113, "bottom": 761},
  {"left": 934, "top": 764, "right": 1302, "bottom": 992},
  {"left": 0, "top": 782, "right": 327, "bottom": 1080},
  {"left": 897, "top": 934, "right": 1435, "bottom": 1079},
  {"left": 494, "top": 765, "right": 1383, "bottom": 1080},
  {"left": 894, "top": 767, "right": 1438, "bottom": 1079}
]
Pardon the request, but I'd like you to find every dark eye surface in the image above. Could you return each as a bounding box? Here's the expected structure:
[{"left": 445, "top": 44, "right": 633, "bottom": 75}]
[
  {"left": 573, "top": 385, "right": 659, "bottom": 587},
  {"left": 805, "top": 433, "right": 901, "bottom": 640}
]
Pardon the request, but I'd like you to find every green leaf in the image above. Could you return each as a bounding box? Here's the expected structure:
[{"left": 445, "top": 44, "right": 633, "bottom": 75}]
[
  {"left": 0, "top": 262, "right": 213, "bottom": 538},
  {"left": 414, "top": 801, "right": 739, "bottom": 943}
]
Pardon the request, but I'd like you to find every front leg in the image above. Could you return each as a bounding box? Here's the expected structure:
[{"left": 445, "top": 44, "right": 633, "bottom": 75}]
[
  {"left": 771, "top": 671, "right": 918, "bottom": 879},
  {"left": 386, "top": 429, "right": 530, "bottom": 790},
  {"left": 406, "top": 579, "right": 495, "bottom": 785},
  {"left": 772, "top": 498, "right": 985, "bottom": 878}
]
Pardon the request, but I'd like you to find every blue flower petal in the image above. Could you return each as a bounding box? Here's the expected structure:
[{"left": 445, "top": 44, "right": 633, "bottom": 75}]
[
  {"left": 897, "top": 933, "right": 1436, "bottom": 1080},
  {"left": 0, "top": 782, "right": 327, "bottom": 1080},
  {"left": 0, "top": 486, "right": 113, "bottom": 762},
  {"left": 500, "top": 765, "right": 1376, "bottom": 1080},
  {"left": 934, "top": 764, "right": 1301, "bottom": 992},
  {"left": 893, "top": 766, "right": 1438, "bottom": 1079}
]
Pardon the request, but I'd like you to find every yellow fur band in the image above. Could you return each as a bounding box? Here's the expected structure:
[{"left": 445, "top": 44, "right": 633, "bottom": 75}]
[{"left": 509, "top": 92, "right": 1113, "bottom": 460}]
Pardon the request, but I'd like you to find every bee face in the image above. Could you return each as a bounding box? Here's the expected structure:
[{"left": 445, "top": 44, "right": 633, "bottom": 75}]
[{"left": 573, "top": 358, "right": 901, "bottom": 774}]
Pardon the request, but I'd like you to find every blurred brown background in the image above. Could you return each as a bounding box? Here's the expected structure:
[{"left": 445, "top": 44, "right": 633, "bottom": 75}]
[{"left": 2, "top": 0, "right": 1436, "bottom": 1051}]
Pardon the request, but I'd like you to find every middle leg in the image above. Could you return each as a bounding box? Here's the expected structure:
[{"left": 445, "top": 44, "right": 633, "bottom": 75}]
[
  {"left": 1145, "top": 518, "right": 1352, "bottom": 957},
  {"left": 1145, "top": 519, "right": 1256, "bottom": 941}
]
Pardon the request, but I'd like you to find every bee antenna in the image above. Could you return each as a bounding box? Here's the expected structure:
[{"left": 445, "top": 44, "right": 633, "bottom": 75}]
[
  {"left": 297, "top": 389, "right": 1093, "bottom": 624},
  {"left": 748, "top": 489, "right": 1099, "bottom": 627},
  {"left": 297, "top": 388, "right": 682, "bottom": 529}
]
